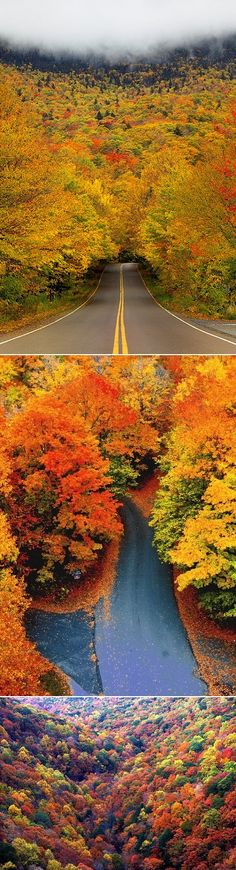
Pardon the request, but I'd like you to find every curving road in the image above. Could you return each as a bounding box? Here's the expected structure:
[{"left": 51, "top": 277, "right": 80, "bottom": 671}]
[
  {"left": 26, "top": 498, "right": 207, "bottom": 696},
  {"left": 1, "top": 262, "right": 236, "bottom": 354},
  {"left": 95, "top": 498, "right": 206, "bottom": 694}
]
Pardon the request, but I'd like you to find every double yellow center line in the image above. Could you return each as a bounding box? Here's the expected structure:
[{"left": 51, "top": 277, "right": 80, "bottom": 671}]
[{"left": 112, "top": 266, "right": 128, "bottom": 354}]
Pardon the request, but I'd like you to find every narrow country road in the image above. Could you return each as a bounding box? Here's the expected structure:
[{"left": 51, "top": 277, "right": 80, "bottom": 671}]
[
  {"left": 25, "top": 498, "right": 207, "bottom": 695},
  {"left": 95, "top": 498, "right": 206, "bottom": 694},
  {"left": 1, "top": 263, "right": 236, "bottom": 354}
]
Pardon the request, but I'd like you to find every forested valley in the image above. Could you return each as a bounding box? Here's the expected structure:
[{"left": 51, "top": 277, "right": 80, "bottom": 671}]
[
  {"left": 0, "top": 50, "right": 235, "bottom": 327},
  {"left": 0, "top": 696, "right": 235, "bottom": 870}
]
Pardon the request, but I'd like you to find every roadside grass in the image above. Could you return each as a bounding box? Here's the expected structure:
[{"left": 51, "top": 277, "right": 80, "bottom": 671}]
[
  {"left": 139, "top": 263, "right": 236, "bottom": 321},
  {"left": 0, "top": 272, "right": 102, "bottom": 334}
]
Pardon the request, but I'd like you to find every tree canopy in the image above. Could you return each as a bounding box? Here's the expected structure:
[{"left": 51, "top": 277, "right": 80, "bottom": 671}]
[{"left": 0, "top": 58, "right": 235, "bottom": 321}]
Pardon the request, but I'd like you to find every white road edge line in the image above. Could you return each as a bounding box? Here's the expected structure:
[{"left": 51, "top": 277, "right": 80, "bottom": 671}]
[
  {"left": 2, "top": 265, "right": 235, "bottom": 349},
  {"left": 138, "top": 270, "right": 236, "bottom": 348},
  {"left": 0, "top": 272, "right": 104, "bottom": 346}
]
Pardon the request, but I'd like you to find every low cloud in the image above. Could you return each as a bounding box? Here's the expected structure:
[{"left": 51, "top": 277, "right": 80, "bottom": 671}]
[{"left": 0, "top": 0, "right": 235, "bottom": 57}]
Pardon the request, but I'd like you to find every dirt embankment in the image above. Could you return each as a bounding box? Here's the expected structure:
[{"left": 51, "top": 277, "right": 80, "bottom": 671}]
[
  {"left": 29, "top": 537, "right": 122, "bottom": 616},
  {"left": 174, "top": 574, "right": 236, "bottom": 696},
  {"left": 128, "top": 473, "right": 159, "bottom": 518}
]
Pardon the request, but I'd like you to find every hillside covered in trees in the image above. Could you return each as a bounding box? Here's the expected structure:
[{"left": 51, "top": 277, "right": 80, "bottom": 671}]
[
  {"left": 0, "top": 354, "right": 235, "bottom": 695},
  {"left": 0, "top": 49, "right": 235, "bottom": 326},
  {"left": 0, "top": 696, "right": 235, "bottom": 870}
]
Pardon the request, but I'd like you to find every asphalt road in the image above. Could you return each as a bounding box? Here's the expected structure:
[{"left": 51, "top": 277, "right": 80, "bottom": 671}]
[
  {"left": 25, "top": 607, "right": 103, "bottom": 695},
  {"left": 25, "top": 498, "right": 207, "bottom": 695},
  {"left": 1, "top": 262, "right": 236, "bottom": 354},
  {"left": 95, "top": 498, "right": 207, "bottom": 695}
]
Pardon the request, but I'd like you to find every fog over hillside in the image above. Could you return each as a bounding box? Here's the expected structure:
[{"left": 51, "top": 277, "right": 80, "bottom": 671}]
[{"left": 0, "top": 0, "right": 236, "bottom": 59}]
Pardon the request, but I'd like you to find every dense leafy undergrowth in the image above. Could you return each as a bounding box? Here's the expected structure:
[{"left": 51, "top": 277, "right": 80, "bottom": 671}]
[
  {"left": 0, "top": 270, "right": 102, "bottom": 331},
  {"left": 0, "top": 696, "right": 235, "bottom": 870},
  {"left": 0, "top": 54, "right": 235, "bottom": 322}
]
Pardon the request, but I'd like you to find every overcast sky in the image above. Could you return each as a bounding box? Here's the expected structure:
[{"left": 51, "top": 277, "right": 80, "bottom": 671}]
[{"left": 0, "top": 1, "right": 235, "bottom": 56}]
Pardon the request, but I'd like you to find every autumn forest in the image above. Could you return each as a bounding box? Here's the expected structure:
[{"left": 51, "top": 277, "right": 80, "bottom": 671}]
[
  {"left": 0, "top": 51, "right": 236, "bottom": 329},
  {"left": 0, "top": 354, "right": 235, "bottom": 696},
  {"left": 0, "top": 4, "right": 236, "bottom": 868},
  {"left": 0, "top": 696, "right": 236, "bottom": 870}
]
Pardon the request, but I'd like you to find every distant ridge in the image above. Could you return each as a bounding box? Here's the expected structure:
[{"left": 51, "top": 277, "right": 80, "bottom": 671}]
[{"left": 0, "top": 34, "right": 235, "bottom": 73}]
